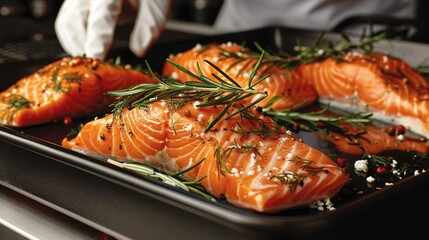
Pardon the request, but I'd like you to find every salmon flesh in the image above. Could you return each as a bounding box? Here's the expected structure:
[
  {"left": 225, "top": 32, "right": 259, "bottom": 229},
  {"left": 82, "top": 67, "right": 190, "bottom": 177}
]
[
  {"left": 62, "top": 101, "right": 349, "bottom": 212},
  {"left": 0, "top": 57, "right": 155, "bottom": 127},
  {"left": 162, "top": 42, "right": 319, "bottom": 111}
]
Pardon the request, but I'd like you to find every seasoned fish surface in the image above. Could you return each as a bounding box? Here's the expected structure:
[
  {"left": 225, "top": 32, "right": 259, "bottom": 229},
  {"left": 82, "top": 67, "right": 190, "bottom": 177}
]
[
  {"left": 163, "top": 42, "right": 319, "bottom": 110},
  {"left": 62, "top": 101, "right": 348, "bottom": 212},
  {"left": 0, "top": 57, "right": 155, "bottom": 127},
  {"left": 297, "top": 52, "right": 429, "bottom": 137}
]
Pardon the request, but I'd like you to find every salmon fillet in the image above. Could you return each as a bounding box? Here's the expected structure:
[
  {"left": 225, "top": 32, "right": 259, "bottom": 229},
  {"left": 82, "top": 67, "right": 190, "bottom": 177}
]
[
  {"left": 164, "top": 42, "right": 429, "bottom": 138},
  {"left": 320, "top": 122, "right": 429, "bottom": 155},
  {"left": 162, "top": 42, "right": 318, "bottom": 110},
  {"left": 297, "top": 52, "right": 429, "bottom": 138},
  {"left": 0, "top": 57, "right": 156, "bottom": 127},
  {"left": 62, "top": 101, "right": 348, "bottom": 212}
]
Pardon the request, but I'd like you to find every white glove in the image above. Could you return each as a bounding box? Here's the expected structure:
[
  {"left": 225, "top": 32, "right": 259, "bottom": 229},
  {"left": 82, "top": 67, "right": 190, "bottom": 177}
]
[{"left": 55, "top": 0, "right": 170, "bottom": 61}]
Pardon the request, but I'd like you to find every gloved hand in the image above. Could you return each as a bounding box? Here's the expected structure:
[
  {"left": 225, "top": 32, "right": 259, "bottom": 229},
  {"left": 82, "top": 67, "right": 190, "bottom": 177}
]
[{"left": 55, "top": 0, "right": 171, "bottom": 61}]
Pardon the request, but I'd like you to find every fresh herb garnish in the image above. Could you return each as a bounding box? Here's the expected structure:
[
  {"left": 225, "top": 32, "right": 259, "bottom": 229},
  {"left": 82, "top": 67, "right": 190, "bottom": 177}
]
[
  {"left": 270, "top": 171, "right": 306, "bottom": 193},
  {"left": 214, "top": 145, "right": 230, "bottom": 176},
  {"left": 66, "top": 123, "right": 83, "bottom": 140},
  {"left": 51, "top": 66, "right": 84, "bottom": 93},
  {"left": 108, "top": 158, "right": 216, "bottom": 201},
  {"left": 289, "top": 156, "right": 325, "bottom": 175},
  {"left": 0, "top": 94, "right": 31, "bottom": 123},
  {"left": 359, "top": 153, "right": 429, "bottom": 178},
  {"left": 108, "top": 52, "right": 269, "bottom": 132},
  {"left": 261, "top": 103, "right": 372, "bottom": 134},
  {"left": 107, "top": 49, "right": 373, "bottom": 137},
  {"left": 51, "top": 67, "right": 61, "bottom": 91},
  {"left": 218, "top": 31, "right": 389, "bottom": 72}
]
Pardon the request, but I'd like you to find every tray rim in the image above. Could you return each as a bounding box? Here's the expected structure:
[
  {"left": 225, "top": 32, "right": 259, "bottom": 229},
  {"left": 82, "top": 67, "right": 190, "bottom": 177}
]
[{"left": 2, "top": 119, "right": 429, "bottom": 235}]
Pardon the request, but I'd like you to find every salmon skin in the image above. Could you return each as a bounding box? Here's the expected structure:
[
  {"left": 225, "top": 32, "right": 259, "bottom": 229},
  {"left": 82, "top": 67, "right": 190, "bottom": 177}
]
[
  {"left": 162, "top": 42, "right": 318, "bottom": 110},
  {"left": 297, "top": 52, "right": 429, "bottom": 138},
  {"left": 62, "top": 101, "right": 348, "bottom": 213},
  {"left": 0, "top": 57, "right": 156, "bottom": 127}
]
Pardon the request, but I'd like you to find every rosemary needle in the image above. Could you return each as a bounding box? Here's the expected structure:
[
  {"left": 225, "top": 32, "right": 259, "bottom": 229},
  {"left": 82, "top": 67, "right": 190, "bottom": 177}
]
[
  {"left": 263, "top": 105, "right": 372, "bottom": 133},
  {"left": 219, "top": 31, "right": 390, "bottom": 71},
  {"left": 107, "top": 48, "right": 373, "bottom": 136},
  {"left": 108, "top": 53, "right": 269, "bottom": 132},
  {"left": 107, "top": 159, "right": 217, "bottom": 202}
]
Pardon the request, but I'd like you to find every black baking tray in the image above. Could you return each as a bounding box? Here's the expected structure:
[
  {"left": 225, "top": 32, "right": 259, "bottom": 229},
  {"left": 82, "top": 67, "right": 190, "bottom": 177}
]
[{"left": 1, "top": 27, "right": 429, "bottom": 240}]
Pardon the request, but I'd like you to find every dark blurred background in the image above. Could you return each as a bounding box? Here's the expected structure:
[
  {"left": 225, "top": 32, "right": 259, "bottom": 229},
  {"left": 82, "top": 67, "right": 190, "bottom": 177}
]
[
  {"left": 0, "top": 0, "right": 226, "bottom": 63},
  {"left": 0, "top": 0, "right": 225, "bottom": 25},
  {"left": 0, "top": 0, "right": 427, "bottom": 64}
]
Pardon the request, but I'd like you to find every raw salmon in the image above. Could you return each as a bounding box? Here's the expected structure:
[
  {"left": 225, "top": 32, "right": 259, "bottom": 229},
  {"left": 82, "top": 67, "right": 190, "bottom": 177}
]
[
  {"left": 162, "top": 42, "right": 318, "bottom": 110},
  {"left": 0, "top": 57, "right": 156, "bottom": 127},
  {"left": 320, "top": 122, "right": 429, "bottom": 155},
  {"left": 297, "top": 52, "right": 429, "bottom": 138},
  {"left": 62, "top": 101, "right": 348, "bottom": 212}
]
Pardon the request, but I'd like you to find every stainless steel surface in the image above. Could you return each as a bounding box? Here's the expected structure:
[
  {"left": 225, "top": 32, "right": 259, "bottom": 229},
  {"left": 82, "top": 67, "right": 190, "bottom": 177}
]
[{"left": 0, "top": 185, "right": 112, "bottom": 240}]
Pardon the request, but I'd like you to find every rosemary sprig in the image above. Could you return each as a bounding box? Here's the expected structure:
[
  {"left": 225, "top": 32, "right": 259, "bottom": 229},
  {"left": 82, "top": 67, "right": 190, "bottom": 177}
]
[
  {"left": 0, "top": 94, "right": 31, "bottom": 123},
  {"left": 233, "top": 107, "right": 288, "bottom": 137},
  {"left": 51, "top": 67, "right": 61, "bottom": 91},
  {"left": 66, "top": 123, "right": 83, "bottom": 140},
  {"left": 270, "top": 156, "right": 329, "bottom": 192},
  {"left": 289, "top": 156, "right": 324, "bottom": 175},
  {"left": 363, "top": 154, "right": 393, "bottom": 167},
  {"left": 108, "top": 158, "right": 216, "bottom": 201},
  {"left": 270, "top": 172, "right": 305, "bottom": 193},
  {"left": 3, "top": 94, "right": 31, "bottom": 109},
  {"left": 63, "top": 72, "right": 83, "bottom": 82},
  {"left": 292, "top": 31, "right": 388, "bottom": 59},
  {"left": 224, "top": 141, "right": 258, "bottom": 158},
  {"left": 219, "top": 31, "right": 389, "bottom": 71},
  {"left": 215, "top": 145, "right": 230, "bottom": 176},
  {"left": 261, "top": 104, "right": 372, "bottom": 134},
  {"left": 108, "top": 53, "right": 269, "bottom": 132},
  {"left": 214, "top": 142, "right": 260, "bottom": 177}
]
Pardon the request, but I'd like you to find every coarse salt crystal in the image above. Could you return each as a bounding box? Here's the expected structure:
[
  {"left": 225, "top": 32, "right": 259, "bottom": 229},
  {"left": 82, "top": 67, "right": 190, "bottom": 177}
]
[
  {"left": 197, "top": 113, "right": 205, "bottom": 123},
  {"left": 231, "top": 168, "right": 240, "bottom": 177},
  {"left": 193, "top": 43, "right": 202, "bottom": 50},
  {"left": 184, "top": 124, "right": 193, "bottom": 132},
  {"left": 193, "top": 101, "right": 200, "bottom": 109},
  {"left": 366, "top": 176, "right": 376, "bottom": 183},
  {"left": 354, "top": 159, "right": 368, "bottom": 172}
]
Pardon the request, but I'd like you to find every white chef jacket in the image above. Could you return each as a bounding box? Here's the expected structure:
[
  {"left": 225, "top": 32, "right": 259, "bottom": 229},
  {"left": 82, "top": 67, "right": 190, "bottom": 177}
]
[{"left": 213, "top": 0, "right": 417, "bottom": 34}]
